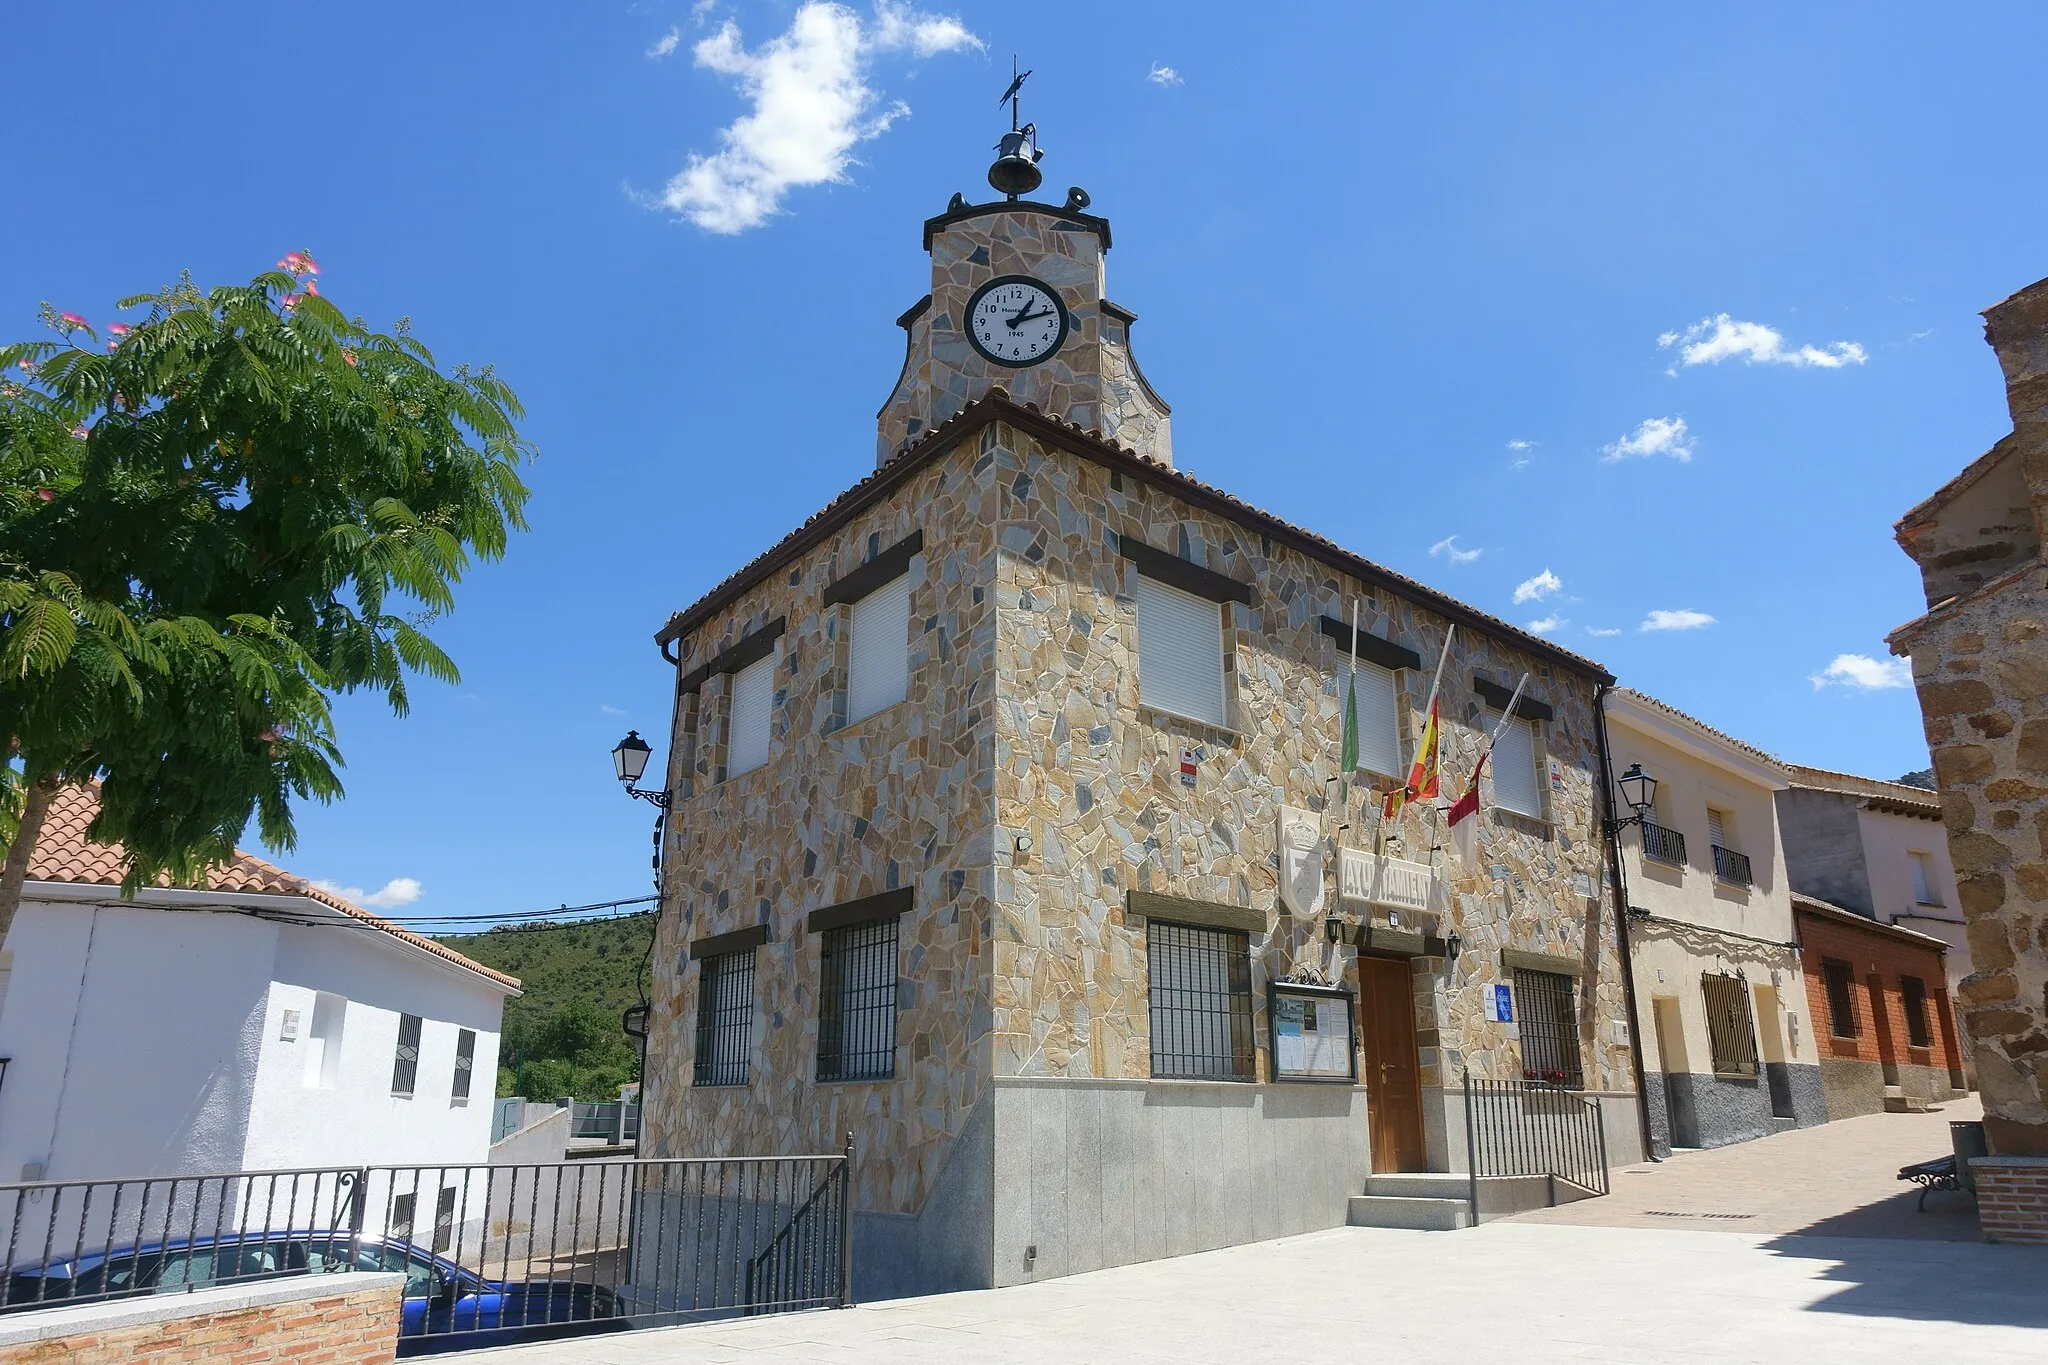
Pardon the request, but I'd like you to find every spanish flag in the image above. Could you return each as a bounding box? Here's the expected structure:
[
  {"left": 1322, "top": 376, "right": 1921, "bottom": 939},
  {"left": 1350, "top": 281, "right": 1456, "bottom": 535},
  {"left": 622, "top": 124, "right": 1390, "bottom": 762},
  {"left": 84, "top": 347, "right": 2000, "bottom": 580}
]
[{"left": 1383, "top": 697, "right": 1440, "bottom": 819}]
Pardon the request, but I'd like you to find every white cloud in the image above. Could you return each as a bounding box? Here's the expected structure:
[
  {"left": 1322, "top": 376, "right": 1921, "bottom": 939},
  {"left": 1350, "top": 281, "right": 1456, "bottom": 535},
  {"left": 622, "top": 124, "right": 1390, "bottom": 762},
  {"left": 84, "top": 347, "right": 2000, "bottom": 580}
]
[
  {"left": 1148, "top": 63, "right": 1182, "bottom": 86},
  {"left": 1584, "top": 626, "right": 1621, "bottom": 638},
  {"left": 599, "top": 703, "right": 627, "bottom": 716},
  {"left": 1641, "top": 609, "right": 1716, "bottom": 633},
  {"left": 1506, "top": 438, "right": 1535, "bottom": 471},
  {"left": 691, "top": 0, "right": 718, "bottom": 23},
  {"left": 1524, "top": 614, "right": 1566, "bottom": 635},
  {"left": 1512, "top": 568, "right": 1562, "bottom": 604},
  {"left": 1809, "top": 653, "right": 1912, "bottom": 691},
  {"left": 648, "top": 26, "right": 682, "bottom": 57},
  {"left": 1429, "top": 535, "right": 1482, "bottom": 565},
  {"left": 314, "top": 876, "right": 424, "bottom": 910},
  {"left": 1506, "top": 439, "right": 1535, "bottom": 450},
  {"left": 1601, "top": 416, "right": 1695, "bottom": 463},
  {"left": 655, "top": 3, "right": 981, "bottom": 234},
  {"left": 1659, "top": 314, "right": 1866, "bottom": 371}
]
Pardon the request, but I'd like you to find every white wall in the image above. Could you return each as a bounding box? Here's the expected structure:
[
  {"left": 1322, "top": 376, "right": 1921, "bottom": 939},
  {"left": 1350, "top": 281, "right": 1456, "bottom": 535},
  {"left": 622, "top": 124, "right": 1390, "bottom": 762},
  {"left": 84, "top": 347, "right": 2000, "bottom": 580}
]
[
  {"left": 0, "top": 900, "right": 274, "bottom": 1185},
  {"left": 240, "top": 917, "right": 505, "bottom": 1173},
  {"left": 0, "top": 890, "right": 509, "bottom": 1197}
]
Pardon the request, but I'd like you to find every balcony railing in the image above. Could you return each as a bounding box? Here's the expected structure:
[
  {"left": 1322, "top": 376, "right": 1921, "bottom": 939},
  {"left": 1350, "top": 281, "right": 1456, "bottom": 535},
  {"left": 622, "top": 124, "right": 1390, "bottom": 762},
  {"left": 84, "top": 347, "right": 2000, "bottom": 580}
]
[
  {"left": 1712, "top": 843, "right": 1753, "bottom": 887},
  {"left": 1640, "top": 821, "right": 1686, "bottom": 868}
]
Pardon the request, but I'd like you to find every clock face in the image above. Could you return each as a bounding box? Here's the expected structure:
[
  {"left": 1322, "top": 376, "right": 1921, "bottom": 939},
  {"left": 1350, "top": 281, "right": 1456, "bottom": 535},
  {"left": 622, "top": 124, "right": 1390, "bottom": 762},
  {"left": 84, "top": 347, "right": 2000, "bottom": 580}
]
[{"left": 965, "top": 275, "right": 1069, "bottom": 367}]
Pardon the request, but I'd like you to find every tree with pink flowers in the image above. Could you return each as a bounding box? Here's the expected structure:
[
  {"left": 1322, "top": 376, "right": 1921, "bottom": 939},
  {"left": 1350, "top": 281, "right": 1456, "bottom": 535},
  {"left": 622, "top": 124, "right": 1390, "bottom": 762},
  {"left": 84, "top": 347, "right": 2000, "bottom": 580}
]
[{"left": 0, "top": 254, "right": 533, "bottom": 943}]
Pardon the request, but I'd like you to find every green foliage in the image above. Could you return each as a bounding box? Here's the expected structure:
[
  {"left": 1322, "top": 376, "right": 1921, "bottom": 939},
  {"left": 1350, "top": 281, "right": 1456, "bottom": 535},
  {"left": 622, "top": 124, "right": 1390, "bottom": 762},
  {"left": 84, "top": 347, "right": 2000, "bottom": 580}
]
[
  {"left": 0, "top": 260, "right": 532, "bottom": 893},
  {"left": 437, "top": 916, "right": 654, "bottom": 1102}
]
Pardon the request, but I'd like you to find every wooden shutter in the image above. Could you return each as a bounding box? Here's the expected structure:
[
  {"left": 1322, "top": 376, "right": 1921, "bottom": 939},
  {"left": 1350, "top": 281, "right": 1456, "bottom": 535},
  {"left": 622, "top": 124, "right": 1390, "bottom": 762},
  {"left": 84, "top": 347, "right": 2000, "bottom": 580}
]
[
  {"left": 726, "top": 654, "right": 774, "bottom": 776},
  {"left": 847, "top": 564, "right": 912, "bottom": 722},
  {"left": 1136, "top": 575, "right": 1227, "bottom": 727},
  {"left": 1352, "top": 660, "right": 1401, "bottom": 777},
  {"left": 1491, "top": 713, "right": 1542, "bottom": 817}
]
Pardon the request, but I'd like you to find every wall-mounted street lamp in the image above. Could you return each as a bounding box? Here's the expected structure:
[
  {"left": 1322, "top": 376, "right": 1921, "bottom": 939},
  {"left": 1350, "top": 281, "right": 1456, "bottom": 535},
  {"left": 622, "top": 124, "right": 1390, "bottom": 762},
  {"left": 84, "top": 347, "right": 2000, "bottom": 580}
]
[
  {"left": 1443, "top": 929, "right": 1463, "bottom": 965},
  {"left": 611, "top": 730, "right": 671, "bottom": 808},
  {"left": 1325, "top": 911, "right": 1346, "bottom": 945},
  {"left": 1606, "top": 763, "right": 1657, "bottom": 833}
]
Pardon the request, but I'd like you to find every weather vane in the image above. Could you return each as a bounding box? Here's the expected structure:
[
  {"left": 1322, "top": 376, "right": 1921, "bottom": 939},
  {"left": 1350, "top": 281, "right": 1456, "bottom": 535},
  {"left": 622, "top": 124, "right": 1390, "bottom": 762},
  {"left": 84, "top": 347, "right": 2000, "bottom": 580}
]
[{"left": 988, "top": 56, "right": 1045, "bottom": 199}]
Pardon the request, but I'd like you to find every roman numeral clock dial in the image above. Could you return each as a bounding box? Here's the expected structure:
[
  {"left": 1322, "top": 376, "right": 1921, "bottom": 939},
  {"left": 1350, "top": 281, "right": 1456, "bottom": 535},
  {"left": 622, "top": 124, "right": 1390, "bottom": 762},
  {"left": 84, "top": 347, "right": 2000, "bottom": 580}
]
[{"left": 965, "top": 275, "right": 1069, "bottom": 367}]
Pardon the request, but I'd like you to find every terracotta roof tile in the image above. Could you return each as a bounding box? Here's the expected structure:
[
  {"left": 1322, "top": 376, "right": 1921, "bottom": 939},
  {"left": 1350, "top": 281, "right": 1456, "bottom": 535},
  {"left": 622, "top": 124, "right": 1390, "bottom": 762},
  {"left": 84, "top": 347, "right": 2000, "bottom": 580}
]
[
  {"left": 25, "top": 784, "right": 518, "bottom": 992},
  {"left": 1609, "top": 688, "right": 1786, "bottom": 771}
]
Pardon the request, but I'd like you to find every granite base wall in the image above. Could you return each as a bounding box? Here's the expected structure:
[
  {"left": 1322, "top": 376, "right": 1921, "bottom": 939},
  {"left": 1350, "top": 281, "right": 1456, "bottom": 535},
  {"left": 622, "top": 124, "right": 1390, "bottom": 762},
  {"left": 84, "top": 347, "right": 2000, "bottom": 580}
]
[
  {"left": 988, "top": 1077, "right": 1367, "bottom": 1289},
  {"left": 1765, "top": 1061, "right": 1829, "bottom": 1129},
  {"left": 1819, "top": 1056, "right": 1888, "bottom": 1120},
  {"left": 853, "top": 1090, "right": 996, "bottom": 1301},
  {"left": 1662, "top": 1073, "right": 1771, "bottom": 1149}
]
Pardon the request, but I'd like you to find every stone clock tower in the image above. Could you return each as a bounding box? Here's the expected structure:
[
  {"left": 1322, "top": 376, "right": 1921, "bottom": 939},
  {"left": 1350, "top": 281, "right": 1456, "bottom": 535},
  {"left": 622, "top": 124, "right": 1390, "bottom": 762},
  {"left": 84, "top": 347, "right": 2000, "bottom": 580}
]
[{"left": 875, "top": 117, "right": 1173, "bottom": 468}]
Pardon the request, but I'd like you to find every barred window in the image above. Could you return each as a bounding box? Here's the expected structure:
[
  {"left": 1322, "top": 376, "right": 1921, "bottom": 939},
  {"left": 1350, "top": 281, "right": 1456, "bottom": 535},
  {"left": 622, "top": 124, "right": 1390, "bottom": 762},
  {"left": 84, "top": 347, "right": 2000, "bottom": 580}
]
[
  {"left": 817, "top": 918, "right": 898, "bottom": 1082},
  {"left": 1821, "top": 959, "right": 1858, "bottom": 1038},
  {"left": 450, "top": 1028, "right": 476, "bottom": 1103},
  {"left": 693, "top": 949, "right": 756, "bottom": 1086},
  {"left": 1701, "top": 974, "right": 1760, "bottom": 1078},
  {"left": 1901, "top": 976, "right": 1932, "bottom": 1048},
  {"left": 391, "top": 1013, "right": 422, "bottom": 1098},
  {"left": 1146, "top": 920, "right": 1255, "bottom": 1080},
  {"left": 1512, "top": 969, "right": 1582, "bottom": 1088}
]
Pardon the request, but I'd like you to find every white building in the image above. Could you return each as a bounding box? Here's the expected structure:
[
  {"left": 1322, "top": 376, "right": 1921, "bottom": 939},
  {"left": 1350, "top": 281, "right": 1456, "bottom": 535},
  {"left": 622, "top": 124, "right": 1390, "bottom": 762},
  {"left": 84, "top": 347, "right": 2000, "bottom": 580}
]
[
  {"left": 1605, "top": 691, "right": 1828, "bottom": 1155},
  {"left": 0, "top": 785, "right": 518, "bottom": 1190}
]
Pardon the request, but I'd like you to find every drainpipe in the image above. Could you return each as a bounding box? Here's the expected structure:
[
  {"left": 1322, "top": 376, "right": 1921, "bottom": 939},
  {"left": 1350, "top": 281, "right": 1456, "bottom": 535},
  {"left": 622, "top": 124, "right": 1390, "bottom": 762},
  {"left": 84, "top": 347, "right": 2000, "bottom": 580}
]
[{"left": 1594, "top": 684, "right": 1658, "bottom": 1163}]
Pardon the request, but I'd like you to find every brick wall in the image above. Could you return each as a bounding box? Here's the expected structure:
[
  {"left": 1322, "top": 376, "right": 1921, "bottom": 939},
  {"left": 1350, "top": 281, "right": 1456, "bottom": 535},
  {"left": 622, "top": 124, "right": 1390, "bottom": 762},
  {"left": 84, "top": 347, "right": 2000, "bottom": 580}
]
[
  {"left": 1795, "top": 906, "right": 1965, "bottom": 1083},
  {"left": 1, "top": 1275, "right": 400, "bottom": 1365},
  {"left": 1973, "top": 1156, "right": 2048, "bottom": 1244}
]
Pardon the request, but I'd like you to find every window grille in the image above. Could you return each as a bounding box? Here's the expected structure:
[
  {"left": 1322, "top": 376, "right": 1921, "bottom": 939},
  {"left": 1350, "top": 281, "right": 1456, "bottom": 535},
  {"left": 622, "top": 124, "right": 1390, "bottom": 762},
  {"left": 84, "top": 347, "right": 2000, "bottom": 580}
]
[
  {"left": 1341, "top": 658, "right": 1403, "bottom": 778},
  {"left": 390, "top": 1192, "right": 416, "bottom": 1243},
  {"left": 726, "top": 654, "right": 774, "bottom": 777},
  {"left": 391, "top": 1013, "right": 422, "bottom": 1098},
  {"left": 848, "top": 566, "right": 913, "bottom": 722},
  {"left": 1146, "top": 920, "right": 1255, "bottom": 1080},
  {"left": 1490, "top": 712, "right": 1543, "bottom": 818},
  {"left": 1640, "top": 820, "right": 1687, "bottom": 868},
  {"left": 1511, "top": 969, "right": 1582, "bottom": 1088},
  {"left": 817, "top": 917, "right": 898, "bottom": 1082},
  {"left": 432, "top": 1187, "right": 457, "bottom": 1254},
  {"left": 451, "top": 1028, "right": 475, "bottom": 1103},
  {"left": 1901, "top": 976, "right": 1932, "bottom": 1048},
  {"left": 1135, "top": 575, "right": 1228, "bottom": 727},
  {"left": 1822, "top": 959, "right": 1858, "bottom": 1038},
  {"left": 1700, "top": 974, "right": 1760, "bottom": 1078},
  {"left": 694, "top": 948, "right": 756, "bottom": 1086}
]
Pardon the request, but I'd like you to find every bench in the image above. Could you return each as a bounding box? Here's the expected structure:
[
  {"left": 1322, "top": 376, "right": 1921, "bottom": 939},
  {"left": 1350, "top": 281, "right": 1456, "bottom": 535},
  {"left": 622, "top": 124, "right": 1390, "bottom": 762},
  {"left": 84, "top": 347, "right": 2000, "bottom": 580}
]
[{"left": 1898, "top": 1155, "right": 1959, "bottom": 1211}]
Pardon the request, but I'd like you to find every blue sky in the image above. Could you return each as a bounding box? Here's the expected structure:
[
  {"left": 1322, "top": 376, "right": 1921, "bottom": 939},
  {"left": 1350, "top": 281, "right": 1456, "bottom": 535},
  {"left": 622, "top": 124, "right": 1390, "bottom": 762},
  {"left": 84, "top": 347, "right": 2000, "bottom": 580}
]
[{"left": 5, "top": 3, "right": 2043, "bottom": 923}]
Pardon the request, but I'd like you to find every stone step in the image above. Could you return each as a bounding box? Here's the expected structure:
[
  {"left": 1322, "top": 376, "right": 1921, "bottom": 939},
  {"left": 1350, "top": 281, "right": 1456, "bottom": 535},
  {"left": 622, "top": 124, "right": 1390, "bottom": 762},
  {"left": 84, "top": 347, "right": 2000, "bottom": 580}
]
[
  {"left": 1363, "top": 1173, "right": 1472, "bottom": 1201},
  {"left": 1884, "top": 1093, "right": 1937, "bottom": 1113},
  {"left": 1347, "top": 1194, "right": 1472, "bottom": 1231}
]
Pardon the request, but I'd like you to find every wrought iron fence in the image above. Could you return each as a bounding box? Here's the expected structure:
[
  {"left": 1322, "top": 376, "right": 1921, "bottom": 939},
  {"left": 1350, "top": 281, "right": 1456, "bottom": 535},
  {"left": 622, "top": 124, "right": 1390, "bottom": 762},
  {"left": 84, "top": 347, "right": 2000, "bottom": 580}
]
[
  {"left": 1710, "top": 843, "right": 1753, "bottom": 887},
  {"left": 1462, "top": 1074, "right": 1610, "bottom": 1223},
  {"left": 0, "top": 1145, "right": 851, "bottom": 1351},
  {"left": 1640, "top": 821, "right": 1687, "bottom": 868}
]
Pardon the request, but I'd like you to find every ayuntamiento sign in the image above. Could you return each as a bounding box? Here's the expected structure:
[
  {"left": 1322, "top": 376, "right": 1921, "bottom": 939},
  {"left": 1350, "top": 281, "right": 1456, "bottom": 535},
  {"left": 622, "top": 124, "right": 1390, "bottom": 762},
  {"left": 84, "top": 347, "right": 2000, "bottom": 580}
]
[{"left": 1338, "top": 848, "right": 1434, "bottom": 915}]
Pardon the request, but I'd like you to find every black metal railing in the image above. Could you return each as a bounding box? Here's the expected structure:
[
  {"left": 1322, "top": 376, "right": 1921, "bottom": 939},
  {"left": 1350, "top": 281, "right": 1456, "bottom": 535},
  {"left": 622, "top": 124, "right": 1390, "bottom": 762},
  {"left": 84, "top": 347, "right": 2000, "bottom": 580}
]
[
  {"left": 1640, "top": 821, "right": 1686, "bottom": 868},
  {"left": 1463, "top": 1074, "right": 1610, "bottom": 1224},
  {"left": 0, "top": 1144, "right": 852, "bottom": 1351},
  {"left": 1711, "top": 843, "right": 1753, "bottom": 887}
]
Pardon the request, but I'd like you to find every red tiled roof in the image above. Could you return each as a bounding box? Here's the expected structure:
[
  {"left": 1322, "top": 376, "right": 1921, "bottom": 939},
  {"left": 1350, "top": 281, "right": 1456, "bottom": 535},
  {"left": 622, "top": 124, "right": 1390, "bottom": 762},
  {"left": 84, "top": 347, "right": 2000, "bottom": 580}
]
[
  {"left": 1609, "top": 687, "right": 1786, "bottom": 771},
  {"left": 653, "top": 392, "right": 1614, "bottom": 683},
  {"left": 25, "top": 784, "right": 518, "bottom": 992}
]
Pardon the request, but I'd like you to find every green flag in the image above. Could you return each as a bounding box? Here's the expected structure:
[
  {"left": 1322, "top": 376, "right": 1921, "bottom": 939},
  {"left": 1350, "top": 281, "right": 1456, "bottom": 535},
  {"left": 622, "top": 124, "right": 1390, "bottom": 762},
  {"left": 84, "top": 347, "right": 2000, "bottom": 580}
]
[{"left": 1341, "top": 666, "right": 1359, "bottom": 772}]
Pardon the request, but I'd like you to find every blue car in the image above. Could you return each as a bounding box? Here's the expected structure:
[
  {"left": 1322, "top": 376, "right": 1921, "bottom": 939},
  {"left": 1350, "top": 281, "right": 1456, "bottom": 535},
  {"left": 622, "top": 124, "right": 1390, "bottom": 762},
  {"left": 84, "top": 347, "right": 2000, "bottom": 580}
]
[{"left": 2, "top": 1229, "right": 623, "bottom": 1352}]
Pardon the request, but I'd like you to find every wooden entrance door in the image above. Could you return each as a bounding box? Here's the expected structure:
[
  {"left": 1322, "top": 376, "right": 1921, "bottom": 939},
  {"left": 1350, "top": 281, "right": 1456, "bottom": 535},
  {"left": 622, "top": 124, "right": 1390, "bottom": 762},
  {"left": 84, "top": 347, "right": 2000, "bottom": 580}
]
[{"left": 1359, "top": 955, "right": 1426, "bottom": 1173}]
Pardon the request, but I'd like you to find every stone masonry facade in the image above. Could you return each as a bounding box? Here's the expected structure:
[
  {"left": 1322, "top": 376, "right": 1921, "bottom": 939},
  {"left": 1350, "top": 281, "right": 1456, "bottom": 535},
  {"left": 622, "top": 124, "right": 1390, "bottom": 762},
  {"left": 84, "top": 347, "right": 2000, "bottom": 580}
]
[{"left": 1890, "top": 274, "right": 2048, "bottom": 1161}]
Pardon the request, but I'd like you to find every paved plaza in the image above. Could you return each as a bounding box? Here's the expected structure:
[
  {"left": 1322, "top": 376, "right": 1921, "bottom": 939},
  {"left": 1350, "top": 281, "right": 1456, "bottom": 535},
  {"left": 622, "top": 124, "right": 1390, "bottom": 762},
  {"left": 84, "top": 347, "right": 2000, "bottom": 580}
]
[{"left": 471, "top": 1099, "right": 2044, "bottom": 1365}]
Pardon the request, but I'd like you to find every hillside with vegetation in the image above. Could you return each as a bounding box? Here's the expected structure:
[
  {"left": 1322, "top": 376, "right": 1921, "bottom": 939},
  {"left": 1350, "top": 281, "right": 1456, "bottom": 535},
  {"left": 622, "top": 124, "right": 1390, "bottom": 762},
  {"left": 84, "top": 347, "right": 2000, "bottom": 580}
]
[{"left": 436, "top": 914, "right": 655, "bottom": 1102}]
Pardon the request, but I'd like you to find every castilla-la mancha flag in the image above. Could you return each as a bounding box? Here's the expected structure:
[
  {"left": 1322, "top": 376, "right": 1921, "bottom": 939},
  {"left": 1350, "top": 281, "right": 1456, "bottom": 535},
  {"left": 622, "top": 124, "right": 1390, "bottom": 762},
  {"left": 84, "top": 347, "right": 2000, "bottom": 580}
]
[
  {"left": 1383, "top": 626, "right": 1453, "bottom": 821},
  {"left": 1448, "top": 671, "right": 1530, "bottom": 864}
]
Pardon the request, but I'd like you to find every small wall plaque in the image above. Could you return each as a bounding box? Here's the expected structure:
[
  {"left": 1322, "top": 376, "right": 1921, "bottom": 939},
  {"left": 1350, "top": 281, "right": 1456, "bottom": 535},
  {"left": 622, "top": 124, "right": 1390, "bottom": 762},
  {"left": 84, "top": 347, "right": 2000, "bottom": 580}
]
[{"left": 279, "top": 1009, "right": 302, "bottom": 1042}]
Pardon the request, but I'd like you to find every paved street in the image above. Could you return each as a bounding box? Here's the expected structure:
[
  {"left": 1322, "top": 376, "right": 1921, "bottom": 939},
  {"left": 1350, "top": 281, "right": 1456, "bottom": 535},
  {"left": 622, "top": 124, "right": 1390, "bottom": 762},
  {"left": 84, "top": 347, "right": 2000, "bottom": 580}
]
[
  {"left": 1512, "top": 1096, "right": 1988, "bottom": 1240},
  {"left": 470, "top": 1219, "right": 2047, "bottom": 1364}
]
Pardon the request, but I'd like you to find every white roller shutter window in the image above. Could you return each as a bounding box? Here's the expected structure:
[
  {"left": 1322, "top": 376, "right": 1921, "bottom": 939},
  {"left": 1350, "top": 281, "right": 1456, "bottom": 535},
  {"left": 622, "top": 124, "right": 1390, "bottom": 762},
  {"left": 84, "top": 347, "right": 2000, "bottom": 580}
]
[
  {"left": 847, "top": 565, "right": 913, "bottom": 723},
  {"left": 1490, "top": 712, "right": 1542, "bottom": 817},
  {"left": 726, "top": 654, "right": 774, "bottom": 777},
  {"left": 1707, "top": 808, "right": 1727, "bottom": 851},
  {"left": 1349, "top": 660, "right": 1402, "bottom": 778},
  {"left": 1136, "top": 575, "right": 1227, "bottom": 728}
]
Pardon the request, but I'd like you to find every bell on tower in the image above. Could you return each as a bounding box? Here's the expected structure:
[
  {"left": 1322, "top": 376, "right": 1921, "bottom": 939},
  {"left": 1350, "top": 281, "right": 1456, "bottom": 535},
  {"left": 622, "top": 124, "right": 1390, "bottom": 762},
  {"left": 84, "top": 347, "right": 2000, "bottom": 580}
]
[
  {"left": 873, "top": 61, "right": 1174, "bottom": 470},
  {"left": 988, "top": 61, "right": 1044, "bottom": 199}
]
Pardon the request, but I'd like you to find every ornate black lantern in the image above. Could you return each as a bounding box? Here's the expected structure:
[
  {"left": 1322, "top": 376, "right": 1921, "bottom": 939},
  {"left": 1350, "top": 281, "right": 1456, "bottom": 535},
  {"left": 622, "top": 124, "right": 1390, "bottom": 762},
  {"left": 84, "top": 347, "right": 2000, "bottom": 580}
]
[{"left": 1616, "top": 763, "right": 1657, "bottom": 818}]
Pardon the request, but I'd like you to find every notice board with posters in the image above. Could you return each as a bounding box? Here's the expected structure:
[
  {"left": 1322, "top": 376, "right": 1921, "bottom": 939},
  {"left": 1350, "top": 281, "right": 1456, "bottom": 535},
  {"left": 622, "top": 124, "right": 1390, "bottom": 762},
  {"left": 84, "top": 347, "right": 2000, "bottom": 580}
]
[{"left": 1268, "top": 981, "right": 1358, "bottom": 1082}]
